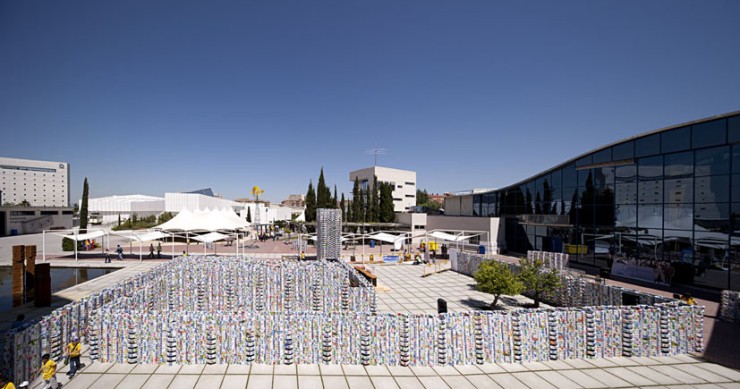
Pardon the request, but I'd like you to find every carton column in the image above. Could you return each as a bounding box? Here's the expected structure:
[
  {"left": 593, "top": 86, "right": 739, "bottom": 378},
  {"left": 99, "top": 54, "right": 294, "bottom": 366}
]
[{"left": 12, "top": 245, "right": 25, "bottom": 307}]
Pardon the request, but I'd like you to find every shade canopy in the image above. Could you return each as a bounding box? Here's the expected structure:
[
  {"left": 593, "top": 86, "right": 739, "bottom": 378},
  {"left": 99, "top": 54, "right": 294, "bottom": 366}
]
[
  {"left": 190, "top": 232, "right": 230, "bottom": 243},
  {"left": 156, "top": 208, "right": 249, "bottom": 232},
  {"left": 427, "top": 231, "right": 476, "bottom": 242},
  {"left": 52, "top": 230, "right": 106, "bottom": 241},
  {"left": 112, "top": 230, "right": 171, "bottom": 242}
]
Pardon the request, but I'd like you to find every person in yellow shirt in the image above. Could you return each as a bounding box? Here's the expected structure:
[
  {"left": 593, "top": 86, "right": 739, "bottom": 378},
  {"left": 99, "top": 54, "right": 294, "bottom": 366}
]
[
  {"left": 65, "top": 334, "right": 82, "bottom": 377},
  {"left": 0, "top": 375, "right": 17, "bottom": 389},
  {"left": 39, "top": 353, "right": 58, "bottom": 389}
]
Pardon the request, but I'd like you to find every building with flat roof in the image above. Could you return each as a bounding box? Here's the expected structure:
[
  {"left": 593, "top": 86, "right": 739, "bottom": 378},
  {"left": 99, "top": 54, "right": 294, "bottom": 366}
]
[
  {"left": 445, "top": 111, "right": 740, "bottom": 291},
  {"left": 349, "top": 166, "right": 416, "bottom": 212},
  {"left": 0, "top": 157, "right": 70, "bottom": 207}
]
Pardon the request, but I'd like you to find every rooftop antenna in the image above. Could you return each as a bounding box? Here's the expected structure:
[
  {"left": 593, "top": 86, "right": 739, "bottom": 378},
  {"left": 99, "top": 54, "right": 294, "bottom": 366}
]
[{"left": 365, "top": 148, "right": 387, "bottom": 166}]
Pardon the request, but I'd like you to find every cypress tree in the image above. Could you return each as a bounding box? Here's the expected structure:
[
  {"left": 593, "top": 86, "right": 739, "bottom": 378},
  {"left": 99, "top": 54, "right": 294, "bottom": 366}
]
[
  {"left": 369, "top": 176, "right": 379, "bottom": 222},
  {"left": 352, "top": 177, "right": 363, "bottom": 223},
  {"left": 79, "top": 177, "right": 89, "bottom": 233},
  {"left": 305, "top": 181, "right": 317, "bottom": 222},
  {"left": 332, "top": 185, "right": 339, "bottom": 209},
  {"left": 346, "top": 195, "right": 353, "bottom": 222},
  {"left": 317, "top": 168, "right": 331, "bottom": 209},
  {"left": 379, "top": 182, "right": 395, "bottom": 222},
  {"left": 246, "top": 207, "right": 252, "bottom": 223},
  {"left": 340, "top": 193, "right": 346, "bottom": 221}
]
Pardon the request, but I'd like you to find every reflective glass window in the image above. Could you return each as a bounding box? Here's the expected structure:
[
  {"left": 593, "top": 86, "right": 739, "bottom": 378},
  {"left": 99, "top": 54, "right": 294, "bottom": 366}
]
[
  {"left": 473, "top": 195, "right": 482, "bottom": 216},
  {"left": 593, "top": 148, "right": 611, "bottom": 164},
  {"left": 734, "top": 175, "right": 740, "bottom": 203},
  {"left": 562, "top": 165, "right": 577, "bottom": 187},
  {"left": 695, "top": 203, "right": 730, "bottom": 230},
  {"left": 615, "top": 164, "right": 637, "bottom": 184},
  {"left": 663, "top": 230, "right": 693, "bottom": 263},
  {"left": 664, "top": 178, "right": 693, "bottom": 204},
  {"left": 578, "top": 168, "right": 592, "bottom": 186},
  {"left": 664, "top": 151, "right": 693, "bottom": 177},
  {"left": 638, "top": 205, "right": 663, "bottom": 229},
  {"left": 733, "top": 145, "right": 740, "bottom": 173},
  {"left": 665, "top": 204, "right": 694, "bottom": 230},
  {"left": 639, "top": 156, "right": 663, "bottom": 178},
  {"left": 576, "top": 154, "right": 593, "bottom": 167},
  {"left": 615, "top": 205, "right": 636, "bottom": 228},
  {"left": 638, "top": 180, "right": 662, "bottom": 204},
  {"left": 696, "top": 146, "right": 730, "bottom": 176},
  {"left": 613, "top": 141, "right": 634, "bottom": 161},
  {"left": 662, "top": 126, "right": 691, "bottom": 153},
  {"left": 695, "top": 175, "right": 730, "bottom": 203},
  {"left": 550, "top": 170, "right": 562, "bottom": 190},
  {"left": 692, "top": 119, "right": 726, "bottom": 148},
  {"left": 636, "top": 133, "right": 661, "bottom": 157},
  {"left": 615, "top": 183, "right": 637, "bottom": 204},
  {"left": 729, "top": 115, "right": 740, "bottom": 143}
]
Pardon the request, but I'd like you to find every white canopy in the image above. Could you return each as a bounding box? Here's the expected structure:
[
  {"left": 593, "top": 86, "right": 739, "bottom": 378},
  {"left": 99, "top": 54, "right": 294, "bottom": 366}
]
[
  {"left": 52, "top": 230, "right": 106, "bottom": 241},
  {"left": 112, "top": 230, "right": 171, "bottom": 242},
  {"left": 428, "top": 231, "right": 476, "bottom": 242},
  {"left": 367, "top": 232, "right": 405, "bottom": 250},
  {"left": 190, "top": 232, "right": 230, "bottom": 243},
  {"left": 156, "top": 208, "right": 249, "bottom": 232}
]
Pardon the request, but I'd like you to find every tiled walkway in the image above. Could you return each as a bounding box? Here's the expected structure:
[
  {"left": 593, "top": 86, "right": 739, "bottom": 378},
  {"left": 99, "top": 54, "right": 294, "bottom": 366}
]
[
  {"left": 40, "top": 355, "right": 740, "bottom": 389},
  {"left": 370, "top": 263, "right": 540, "bottom": 313}
]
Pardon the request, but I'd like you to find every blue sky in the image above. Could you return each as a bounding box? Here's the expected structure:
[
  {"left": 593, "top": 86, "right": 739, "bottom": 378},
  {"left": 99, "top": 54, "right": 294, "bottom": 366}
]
[{"left": 1, "top": 1, "right": 739, "bottom": 205}]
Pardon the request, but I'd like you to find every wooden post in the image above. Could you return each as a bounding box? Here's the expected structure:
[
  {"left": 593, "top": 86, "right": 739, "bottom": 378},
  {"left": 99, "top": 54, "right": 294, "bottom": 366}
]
[
  {"left": 35, "top": 263, "right": 52, "bottom": 307},
  {"left": 25, "top": 245, "right": 36, "bottom": 303},
  {"left": 12, "top": 245, "right": 25, "bottom": 307}
]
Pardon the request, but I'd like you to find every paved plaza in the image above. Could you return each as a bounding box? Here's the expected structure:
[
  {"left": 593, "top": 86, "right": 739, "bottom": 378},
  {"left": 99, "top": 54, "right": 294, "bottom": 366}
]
[
  {"left": 370, "top": 263, "right": 538, "bottom": 313},
  {"left": 3, "top": 234, "right": 740, "bottom": 388}
]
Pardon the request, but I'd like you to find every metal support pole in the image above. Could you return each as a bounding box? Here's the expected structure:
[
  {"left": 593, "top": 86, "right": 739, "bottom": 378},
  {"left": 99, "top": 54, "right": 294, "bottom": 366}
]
[{"left": 43, "top": 230, "right": 46, "bottom": 262}]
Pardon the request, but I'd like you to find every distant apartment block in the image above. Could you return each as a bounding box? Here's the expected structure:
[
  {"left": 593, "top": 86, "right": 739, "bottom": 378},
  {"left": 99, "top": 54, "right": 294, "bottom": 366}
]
[
  {"left": 0, "top": 157, "right": 70, "bottom": 207},
  {"left": 349, "top": 166, "right": 416, "bottom": 212}
]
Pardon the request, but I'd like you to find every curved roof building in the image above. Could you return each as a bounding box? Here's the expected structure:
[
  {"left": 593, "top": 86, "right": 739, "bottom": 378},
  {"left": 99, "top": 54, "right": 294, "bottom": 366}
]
[{"left": 448, "top": 111, "right": 740, "bottom": 290}]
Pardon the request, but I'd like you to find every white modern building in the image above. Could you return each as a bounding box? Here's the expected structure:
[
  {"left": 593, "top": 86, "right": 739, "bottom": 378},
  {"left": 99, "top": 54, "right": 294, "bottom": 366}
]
[
  {"left": 87, "top": 195, "right": 165, "bottom": 225},
  {"left": 349, "top": 166, "right": 416, "bottom": 212},
  {"left": 0, "top": 157, "right": 70, "bottom": 207},
  {"left": 165, "top": 192, "right": 241, "bottom": 213}
]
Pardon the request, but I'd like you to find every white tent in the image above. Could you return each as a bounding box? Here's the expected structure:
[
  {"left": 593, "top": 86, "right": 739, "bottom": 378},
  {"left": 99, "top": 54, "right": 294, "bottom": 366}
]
[
  {"left": 45, "top": 229, "right": 109, "bottom": 261},
  {"left": 427, "top": 231, "right": 477, "bottom": 242},
  {"left": 190, "top": 232, "right": 230, "bottom": 254},
  {"left": 367, "top": 232, "right": 405, "bottom": 251},
  {"left": 111, "top": 230, "right": 172, "bottom": 261}
]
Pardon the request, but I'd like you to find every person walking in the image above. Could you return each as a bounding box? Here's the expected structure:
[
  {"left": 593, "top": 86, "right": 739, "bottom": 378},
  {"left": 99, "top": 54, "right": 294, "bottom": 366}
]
[
  {"left": 39, "top": 353, "right": 58, "bottom": 389},
  {"left": 104, "top": 249, "right": 112, "bottom": 264},
  {"left": 157, "top": 242, "right": 162, "bottom": 259},
  {"left": 65, "top": 334, "right": 82, "bottom": 378},
  {"left": 116, "top": 244, "right": 124, "bottom": 261},
  {"left": 148, "top": 243, "right": 155, "bottom": 259}
]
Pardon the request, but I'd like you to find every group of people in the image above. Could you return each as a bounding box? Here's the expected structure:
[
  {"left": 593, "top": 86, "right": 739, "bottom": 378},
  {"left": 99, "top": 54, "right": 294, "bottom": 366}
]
[
  {"left": 148, "top": 242, "right": 162, "bottom": 259},
  {"left": 103, "top": 245, "right": 125, "bottom": 263}
]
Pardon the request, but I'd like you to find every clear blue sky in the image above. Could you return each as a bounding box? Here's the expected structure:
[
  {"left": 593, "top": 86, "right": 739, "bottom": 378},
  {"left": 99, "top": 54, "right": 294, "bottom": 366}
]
[{"left": 2, "top": 1, "right": 739, "bottom": 205}]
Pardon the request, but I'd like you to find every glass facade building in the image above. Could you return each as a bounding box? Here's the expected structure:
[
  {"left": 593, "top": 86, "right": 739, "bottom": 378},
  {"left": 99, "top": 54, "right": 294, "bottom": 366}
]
[{"left": 469, "top": 112, "right": 740, "bottom": 291}]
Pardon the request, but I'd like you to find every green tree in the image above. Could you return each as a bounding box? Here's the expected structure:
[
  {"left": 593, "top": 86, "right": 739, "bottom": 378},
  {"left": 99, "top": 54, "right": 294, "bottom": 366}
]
[
  {"left": 246, "top": 207, "right": 252, "bottom": 223},
  {"left": 317, "top": 168, "right": 331, "bottom": 209},
  {"left": 473, "top": 261, "right": 523, "bottom": 309},
  {"left": 368, "top": 176, "right": 379, "bottom": 222},
  {"left": 340, "top": 193, "right": 346, "bottom": 221},
  {"left": 379, "top": 182, "right": 395, "bottom": 222},
  {"left": 352, "top": 177, "right": 363, "bottom": 223},
  {"left": 157, "top": 212, "right": 173, "bottom": 224},
  {"left": 416, "top": 189, "right": 429, "bottom": 205},
  {"left": 518, "top": 257, "right": 561, "bottom": 308},
  {"left": 79, "top": 177, "right": 89, "bottom": 233},
  {"left": 117, "top": 213, "right": 121, "bottom": 227},
  {"left": 19, "top": 200, "right": 31, "bottom": 206},
  {"left": 346, "top": 195, "right": 353, "bottom": 222},
  {"left": 332, "top": 185, "right": 339, "bottom": 209},
  {"left": 305, "top": 180, "right": 317, "bottom": 222}
]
